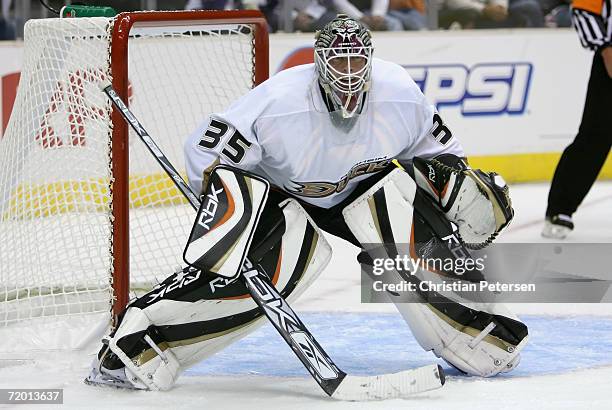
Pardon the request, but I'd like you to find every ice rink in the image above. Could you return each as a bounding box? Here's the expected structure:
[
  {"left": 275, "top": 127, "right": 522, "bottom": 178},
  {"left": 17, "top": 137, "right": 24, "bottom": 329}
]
[{"left": 2, "top": 181, "right": 611, "bottom": 409}]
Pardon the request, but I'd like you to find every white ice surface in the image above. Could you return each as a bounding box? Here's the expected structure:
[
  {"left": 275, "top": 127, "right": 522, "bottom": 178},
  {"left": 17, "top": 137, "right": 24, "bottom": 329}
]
[{"left": 1, "top": 182, "right": 611, "bottom": 409}]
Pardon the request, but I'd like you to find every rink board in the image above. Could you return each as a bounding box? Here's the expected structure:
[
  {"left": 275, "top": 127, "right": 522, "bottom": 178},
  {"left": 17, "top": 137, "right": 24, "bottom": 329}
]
[{"left": 1, "top": 29, "right": 611, "bottom": 182}]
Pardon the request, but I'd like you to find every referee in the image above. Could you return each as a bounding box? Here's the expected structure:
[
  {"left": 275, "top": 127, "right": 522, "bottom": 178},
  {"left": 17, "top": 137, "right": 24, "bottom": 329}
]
[{"left": 543, "top": 0, "right": 612, "bottom": 239}]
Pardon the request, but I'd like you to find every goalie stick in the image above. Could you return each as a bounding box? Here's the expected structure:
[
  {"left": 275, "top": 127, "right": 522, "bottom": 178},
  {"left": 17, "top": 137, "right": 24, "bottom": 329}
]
[{"left": 102, "top": 84, "right": 445, "bottom": 400}]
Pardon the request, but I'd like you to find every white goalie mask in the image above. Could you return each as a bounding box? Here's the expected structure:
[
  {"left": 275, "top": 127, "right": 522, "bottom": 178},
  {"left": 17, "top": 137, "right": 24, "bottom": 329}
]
[{"left": 314, "top": 14, "right": 373, "bottom": 119}]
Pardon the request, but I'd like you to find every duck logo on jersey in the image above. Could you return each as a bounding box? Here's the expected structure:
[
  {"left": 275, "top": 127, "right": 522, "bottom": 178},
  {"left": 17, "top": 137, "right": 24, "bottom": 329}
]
[{"left": 287, "top": 158, "right": 391, "bottom": 198}]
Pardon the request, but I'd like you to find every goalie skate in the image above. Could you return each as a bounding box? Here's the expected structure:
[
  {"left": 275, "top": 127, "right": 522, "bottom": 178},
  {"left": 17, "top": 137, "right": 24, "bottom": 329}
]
[
  {"left": 84, "top": 343, "right": 148, "bottom": 390},
  {"left": 85, "top": 362, "right": 147, "bottom": 390}
]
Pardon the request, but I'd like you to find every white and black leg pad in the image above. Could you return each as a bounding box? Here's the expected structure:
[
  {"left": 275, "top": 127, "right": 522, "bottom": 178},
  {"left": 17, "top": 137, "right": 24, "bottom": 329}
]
[
  {"left": 92, "top": 199, "right": 333, "bottom": 390},
  {"left": 342, "top": 168, "right": 528, "bottom": 377},
  {"left": 103, "top": 308, "right": 181, "bottom": 391},
  {"left": 342, "top": 168, "right": 418, "bottom": 245},
  {"left": 394, "top": 302, "right": 527, "bottom": 377},
  {"left": 183, "top": 165, "right": 269, "bottom": 279}
]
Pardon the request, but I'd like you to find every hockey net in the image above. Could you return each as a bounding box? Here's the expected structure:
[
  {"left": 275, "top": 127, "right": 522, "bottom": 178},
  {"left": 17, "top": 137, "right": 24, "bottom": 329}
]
[{"left": 0, "top": 10, "right": 268, "bottom": 353}]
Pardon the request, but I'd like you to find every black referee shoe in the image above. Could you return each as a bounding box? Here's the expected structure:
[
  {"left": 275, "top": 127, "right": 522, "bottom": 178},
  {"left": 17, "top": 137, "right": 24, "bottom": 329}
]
[{"left": 541, "top": 214, "right": 574, "bottom": 239}]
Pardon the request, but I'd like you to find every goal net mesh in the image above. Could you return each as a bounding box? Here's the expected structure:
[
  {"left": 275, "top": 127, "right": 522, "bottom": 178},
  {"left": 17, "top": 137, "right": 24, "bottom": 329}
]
[{"left": 0, "top": 15, "right": 257, "bottom": 328}]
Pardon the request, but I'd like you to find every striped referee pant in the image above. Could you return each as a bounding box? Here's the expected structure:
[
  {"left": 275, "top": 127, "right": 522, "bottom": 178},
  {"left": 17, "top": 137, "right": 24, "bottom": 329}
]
[{"left": 546, "top": 51, "right": 612, "bottom": 218}]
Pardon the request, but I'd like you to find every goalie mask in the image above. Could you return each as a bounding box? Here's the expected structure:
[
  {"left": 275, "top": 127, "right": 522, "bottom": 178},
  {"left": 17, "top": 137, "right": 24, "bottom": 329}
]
[{"left": 314, "top": 14, "right": 373, "bottom": 119}]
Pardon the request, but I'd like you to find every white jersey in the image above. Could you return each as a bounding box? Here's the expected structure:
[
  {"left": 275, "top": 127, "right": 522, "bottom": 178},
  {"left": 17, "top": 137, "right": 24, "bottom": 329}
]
[{"left": 185, "top": 58, "right": 464, "bottom": 208}]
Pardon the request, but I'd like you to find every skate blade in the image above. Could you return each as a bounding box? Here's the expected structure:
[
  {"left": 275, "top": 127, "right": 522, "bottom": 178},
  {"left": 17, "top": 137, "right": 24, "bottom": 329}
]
[{"left": 84, "top": 368, "right": 147, "bottom": 391}]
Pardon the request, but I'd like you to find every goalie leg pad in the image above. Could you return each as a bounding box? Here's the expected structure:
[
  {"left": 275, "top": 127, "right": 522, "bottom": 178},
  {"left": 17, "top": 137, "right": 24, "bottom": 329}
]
[
  {"left": 394, "top": 302, "right": 527, "bottom": 377},
  {"left": 89, "top": 199, "right": 332, "bottom": 389},
  {"left": 87, "top": 307, "right": 181, "bottom": 391},
  {"left": 342, "top": 167, "right": 528, "bottom": 377},
  {"left": 342, "top": 168, "right": 418, "bottom": 245}
]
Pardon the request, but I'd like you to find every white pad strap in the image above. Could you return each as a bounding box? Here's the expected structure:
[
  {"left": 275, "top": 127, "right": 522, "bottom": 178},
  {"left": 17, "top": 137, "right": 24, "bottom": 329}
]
[{"left": 105, "top": 308, "right": 181, "bottom": 391}]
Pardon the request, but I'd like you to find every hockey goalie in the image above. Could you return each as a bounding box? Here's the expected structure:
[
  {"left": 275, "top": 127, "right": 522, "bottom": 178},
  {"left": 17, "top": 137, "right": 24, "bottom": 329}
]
[{"left": 86, "top": 14, "right": 528, "bottom": 391}]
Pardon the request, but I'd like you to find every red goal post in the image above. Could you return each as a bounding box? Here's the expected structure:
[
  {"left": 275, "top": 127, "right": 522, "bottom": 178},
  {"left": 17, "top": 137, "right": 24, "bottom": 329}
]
[
  {"left": 109, "top": 10, "right": 269, "bottom": 323},
  {"left": 0, "top": 10, "right": 269, "bottom": 341}
]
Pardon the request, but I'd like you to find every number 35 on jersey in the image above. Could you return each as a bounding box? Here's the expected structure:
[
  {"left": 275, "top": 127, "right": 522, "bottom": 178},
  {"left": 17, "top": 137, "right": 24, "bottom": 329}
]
[{"left": 198, "top": 119, "right": 252, "bottom": 164}]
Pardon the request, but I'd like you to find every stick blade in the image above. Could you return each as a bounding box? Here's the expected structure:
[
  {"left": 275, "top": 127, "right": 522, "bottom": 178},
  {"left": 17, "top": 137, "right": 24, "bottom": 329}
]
[{"left": 330, "top": 364, "right": 445, "bottom": 401}]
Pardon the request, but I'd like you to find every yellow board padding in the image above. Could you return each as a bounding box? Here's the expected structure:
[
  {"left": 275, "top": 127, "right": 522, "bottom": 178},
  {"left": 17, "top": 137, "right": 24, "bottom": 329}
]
[
  {"left": 3, "top": 152, "right": 612, "bottom": 219},
  {"left": 2, "top": 173, "right": 188, "bottom": 220},
  {"left": 129, "top": 173, "right": 188, "bottom": 208},
  {"left": 468, "top": 151, "right": 612, "bottom": 183}
]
